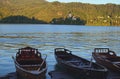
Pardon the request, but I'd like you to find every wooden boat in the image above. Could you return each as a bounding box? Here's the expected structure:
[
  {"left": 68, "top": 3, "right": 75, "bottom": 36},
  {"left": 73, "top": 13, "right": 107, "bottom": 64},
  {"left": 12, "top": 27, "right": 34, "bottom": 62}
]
[
  {"left": 12, "top": 47, "right": 47, "bottom": 79},
  {"left": 54, "top": 48, "right": 108, "bottom": 79},
  {"left": 92, "top": 48, "right": 120, "bottom": 72}
]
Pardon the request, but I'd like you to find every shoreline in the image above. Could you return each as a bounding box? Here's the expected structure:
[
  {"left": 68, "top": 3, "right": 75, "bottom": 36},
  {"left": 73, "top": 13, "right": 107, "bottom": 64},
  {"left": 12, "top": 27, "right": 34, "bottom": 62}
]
[
  {"left": 1, "top": 70, "right": 120, "bottom": 79},
  {"left": 0, "top": 23, "right": 119, "bottom": 27}
]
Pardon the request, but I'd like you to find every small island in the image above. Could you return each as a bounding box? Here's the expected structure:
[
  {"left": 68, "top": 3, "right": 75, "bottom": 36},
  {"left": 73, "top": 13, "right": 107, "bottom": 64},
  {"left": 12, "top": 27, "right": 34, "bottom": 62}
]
[{"left": 50, "top": 12, "right": 86, "bottom": 25}]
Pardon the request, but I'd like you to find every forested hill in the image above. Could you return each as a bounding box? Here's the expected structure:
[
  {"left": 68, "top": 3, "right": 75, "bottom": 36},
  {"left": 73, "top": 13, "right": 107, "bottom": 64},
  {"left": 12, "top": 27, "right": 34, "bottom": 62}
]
[{"left": 0, "top": 0, "right": 120, "bottom": 26}]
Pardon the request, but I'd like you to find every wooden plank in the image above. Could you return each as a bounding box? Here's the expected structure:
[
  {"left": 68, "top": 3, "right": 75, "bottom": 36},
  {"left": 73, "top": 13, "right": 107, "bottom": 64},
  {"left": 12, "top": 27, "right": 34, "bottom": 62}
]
[
  {"left": 107, "top": 71, "right": 120, "bottom": 79},
  {"left": 49, "top": 71, "right": 74, "bottom": 79},
  {"left": 0, "top": 70, "right": 120, "bottom": 79}
]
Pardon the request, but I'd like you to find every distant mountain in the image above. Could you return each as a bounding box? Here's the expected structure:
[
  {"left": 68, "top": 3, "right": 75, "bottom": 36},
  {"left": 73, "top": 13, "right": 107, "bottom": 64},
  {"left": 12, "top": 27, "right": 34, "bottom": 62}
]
[
  {"left": 0, "top": 0, "right": 47, "bottom": 4},
  {"left": 0, "top": 0, "right": 120, "bottom": 26},
  {"left": 0, "top": 0, "right": 47, "bottom": 7}
]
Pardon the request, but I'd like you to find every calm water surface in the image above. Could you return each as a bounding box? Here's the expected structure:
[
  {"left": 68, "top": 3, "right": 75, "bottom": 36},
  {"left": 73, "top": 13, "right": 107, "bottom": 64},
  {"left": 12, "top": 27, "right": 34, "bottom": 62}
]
[{"left": 0, "top": 24, "right": 120, "bottom": 78}]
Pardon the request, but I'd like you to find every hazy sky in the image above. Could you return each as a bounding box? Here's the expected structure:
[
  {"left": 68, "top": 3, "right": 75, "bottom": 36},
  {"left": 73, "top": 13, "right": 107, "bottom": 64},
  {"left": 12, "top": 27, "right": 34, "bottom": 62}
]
[{"left": 47, "top": 0, "right": 120, "bottom": 4}]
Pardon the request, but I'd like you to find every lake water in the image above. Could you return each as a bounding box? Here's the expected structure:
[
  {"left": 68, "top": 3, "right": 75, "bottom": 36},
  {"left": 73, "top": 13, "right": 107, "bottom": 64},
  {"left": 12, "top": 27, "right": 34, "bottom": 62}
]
[{"left": 0, "top": 24, "right": 120, "bottom": 78}]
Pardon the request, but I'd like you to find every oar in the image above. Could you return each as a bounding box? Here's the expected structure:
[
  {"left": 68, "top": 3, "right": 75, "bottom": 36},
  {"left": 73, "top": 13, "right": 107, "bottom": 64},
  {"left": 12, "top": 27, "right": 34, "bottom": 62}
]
[
  {"left": 37, "top": 54, "right": 47, "bottom": 71},
  {"left": 12, "top": 56, "right": 21, "bottom": 67},
  {"left": 90, "top": 56, "right": 93, "bottom": 68}
]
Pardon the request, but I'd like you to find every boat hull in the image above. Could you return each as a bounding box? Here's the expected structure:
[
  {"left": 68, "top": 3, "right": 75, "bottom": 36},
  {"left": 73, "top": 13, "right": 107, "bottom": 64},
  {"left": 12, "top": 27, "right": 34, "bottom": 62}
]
[
  {"left": 56, "top": 57, "right": 107, "bottom": 79},
  {"left": 54, "top": 48, "right": 108, "bottom": 79},
  {"left": 12, "top": 47, "right": 47, "bottom": 79},
  {"left": 92, "top": 48, "right": 120, "bottom": 72},
  {"left": 92, "top": 53, "right": 120, "bottom": 72},
  {"left": 15, "top": 62, "right": 47, "bottom": 79}
]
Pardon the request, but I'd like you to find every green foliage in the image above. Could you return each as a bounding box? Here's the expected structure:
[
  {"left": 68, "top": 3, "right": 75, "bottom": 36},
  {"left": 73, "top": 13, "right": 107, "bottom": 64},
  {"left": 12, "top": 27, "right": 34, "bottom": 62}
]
[
  {"left": 0, "top": 0, "right": 120, "bottom": 26},
  {"left": 0, "top": 15, "right": 47, "bottom": 24}
]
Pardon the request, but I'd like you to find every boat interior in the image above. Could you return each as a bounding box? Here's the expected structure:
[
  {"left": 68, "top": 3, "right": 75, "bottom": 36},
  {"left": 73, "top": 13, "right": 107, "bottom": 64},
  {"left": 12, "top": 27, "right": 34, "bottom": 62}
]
[
  {"left": 16, "top": 50, "right": 42, "bottom": 65},
  {"left": 57, "top": 51, "right": 104, "bottom": 70}
]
